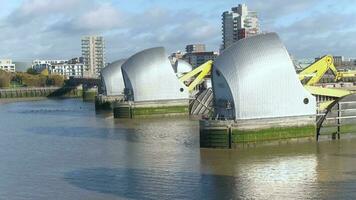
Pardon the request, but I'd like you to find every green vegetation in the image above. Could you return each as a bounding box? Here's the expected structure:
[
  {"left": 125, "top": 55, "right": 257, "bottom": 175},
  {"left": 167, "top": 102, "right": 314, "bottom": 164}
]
[
  {"left": 83, "top": 90, "right": 97, "bottom": 101},
  {"left": 0, "top": 70, "right": 65, "bottom": 89},
  {"left": 14, "top": 72, "right": 65, "bottom": 87},
  {"left": 200, "top": 125, "right": 316, "bottom": 148},
  {"left": 0, "top": 70, "right": 12, "bottom": 88},
  {"left": 340, "top": 125, "right": 356, "bottom": 134},
  {"left": 26, "top": 68, "right": 39, "bottom": 75},
  {"left": 132, "top": 106, "right": 189, "bottom": 117},
  {"left": 114, "top": 105, "right": 189, "bottom": 119},
  {"left": 232, "top": 125, "right": 316, "bottom": 143}
]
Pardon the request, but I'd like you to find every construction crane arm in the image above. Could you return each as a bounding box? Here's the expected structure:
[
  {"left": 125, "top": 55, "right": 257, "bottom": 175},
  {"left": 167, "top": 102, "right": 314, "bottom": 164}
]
[
  {"left": 179, "top": 60, "right": 213, "bottom": 92},
  {"left": 337, "top": 71, "right": 356, "bottom": 79},
  {"left": 298, "top": 55, "right": 339, "bottom": 86}
]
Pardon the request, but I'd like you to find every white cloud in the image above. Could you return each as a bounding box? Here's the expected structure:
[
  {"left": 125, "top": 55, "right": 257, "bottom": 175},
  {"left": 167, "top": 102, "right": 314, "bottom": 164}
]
[{"left": 0, "top": 0, "right": 356, "bottom": 61}]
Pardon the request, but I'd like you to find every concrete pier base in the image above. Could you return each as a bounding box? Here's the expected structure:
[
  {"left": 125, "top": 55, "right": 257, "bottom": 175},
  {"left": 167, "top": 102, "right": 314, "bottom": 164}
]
[
  {"left": 95, "top": 95, "right": 124, "bottom": 110},
  {"left": 113, "top": 99, "right": 189, "bottom": 119},
  {"left": 200, "top": 115, "right": 316, "bottom": 149},
  {"left": 82, "top": 88, "right": 97, "bottom": 101}
]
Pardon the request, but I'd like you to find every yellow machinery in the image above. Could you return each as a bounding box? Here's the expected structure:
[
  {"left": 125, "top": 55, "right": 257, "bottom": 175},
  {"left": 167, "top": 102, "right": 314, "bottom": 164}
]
[
  {"left": 299, "top": 55, "right": 356, "bottom": 86},
  {"left": 179, "top": 60, "right": 213, "bottom": 92},
  {"left": 299, "top": 55, "right": 339, "bottom": 85},
  {"left": 179, "top": 56, "right": 354, "bottom": 111},
  {"left": 298, "top": 55, "right": 355, "bottom": 110}
]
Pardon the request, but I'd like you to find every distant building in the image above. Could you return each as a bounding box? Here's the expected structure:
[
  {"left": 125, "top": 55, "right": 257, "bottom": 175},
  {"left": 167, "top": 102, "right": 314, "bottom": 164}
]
[
  {"left": 170, "top": 51, "right": 184, "bottom": 60},
  {"left": 186, "top": 44, "right": 206, "bottom": 53},
  {"left": 81, "top": 36, "right": 105, "bottom": 78},
  {"left": 183, "top": 51, "right": 218, "bottom": 68},
  {"left": 333, "top": 56, "right": 344, "bottom": 67},
  {"left": 32, "top": 58, "right": 85, "bottom": 78},
  {"left": 0, "top": 59, "right": 16, "bottom": 72},
  {"left": 50, "top": 63, "right": 84, "bottom": 78},
  {"left": 32, "top": 59, "right": 67, "bottom": 72},
  {"left": 68, "top": 57, "right": 84, "bottom": 64},
  {"left": 222, "top": 4, "right": 260, "bottom": 50}
]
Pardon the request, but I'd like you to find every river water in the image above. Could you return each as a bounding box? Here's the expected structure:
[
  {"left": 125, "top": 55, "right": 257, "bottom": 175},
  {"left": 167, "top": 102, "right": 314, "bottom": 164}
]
[{"left": 1, "top": 98, "right": 356, "bottom": 199}]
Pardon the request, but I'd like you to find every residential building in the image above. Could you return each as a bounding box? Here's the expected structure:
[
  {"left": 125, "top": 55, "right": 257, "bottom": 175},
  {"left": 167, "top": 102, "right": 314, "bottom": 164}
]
[
  {"left": 186, "top": 44, "right": 206, "bottom": 53},
  {"left": 50, "top": 63, "right": 84, "bottom": 78},
  {"left": 31, "top": 58, "right": 85, "bottom": 78},
  {"left": 81, "top": 36, "right": 105, "bottom": 78},
  {"left": 183, "top": 51, "right": 218, "bottom": 68},
  {"left": 0, "top": 59, "right": 16, "bottom": 72},
  {"left": 32, "top": 59, "right": 67, "bottom": 72},
  {"left": 222, "top": 4, "right": 260, "bottom": 50},
  {"left": 333, "top": 56, "right": 344, "bottom": 67}
]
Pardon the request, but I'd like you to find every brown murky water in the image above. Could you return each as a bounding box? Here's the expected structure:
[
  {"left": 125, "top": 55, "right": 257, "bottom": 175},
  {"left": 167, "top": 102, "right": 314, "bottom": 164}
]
[{"left": 1, "top": 98, "right": 356, "bottom": 199}]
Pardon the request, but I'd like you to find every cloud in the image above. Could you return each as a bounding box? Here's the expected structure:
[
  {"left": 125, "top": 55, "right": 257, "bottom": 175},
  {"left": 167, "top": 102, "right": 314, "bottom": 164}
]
[{"left": 0, "top": 0, "right": 355, "bottom": 61}]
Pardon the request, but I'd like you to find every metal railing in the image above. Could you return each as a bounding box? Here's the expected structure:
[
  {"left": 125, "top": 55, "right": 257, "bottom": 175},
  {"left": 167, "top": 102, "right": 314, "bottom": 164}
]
[{"left": 317, "top": 97, "right": 356, "bottom": 140}]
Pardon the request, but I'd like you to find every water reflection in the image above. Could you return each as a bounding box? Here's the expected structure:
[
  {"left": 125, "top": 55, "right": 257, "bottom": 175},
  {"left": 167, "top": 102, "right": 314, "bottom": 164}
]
[
  {"left": 26, "top": 127, "right": 139, "bottom": 142},
  {"left": 65, "top": 167, "right": 236, "bottom": 200},
  {"left": 238, "top": 155, "right": 317, "bottom": 199}
]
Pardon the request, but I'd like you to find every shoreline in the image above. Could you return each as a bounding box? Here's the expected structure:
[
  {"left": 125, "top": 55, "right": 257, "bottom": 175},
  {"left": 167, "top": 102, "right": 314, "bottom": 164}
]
[{"left": 0, "top": 96, "right": 82, "bottom": 104}]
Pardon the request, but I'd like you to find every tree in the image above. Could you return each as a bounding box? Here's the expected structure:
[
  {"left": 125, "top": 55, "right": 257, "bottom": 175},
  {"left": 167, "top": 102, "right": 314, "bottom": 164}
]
[
  {"left": 26, "top": 68, "right": 39, "bottom": 75},
  {"left": 0, "top": 70, "right": 10, "bottom": 88}
]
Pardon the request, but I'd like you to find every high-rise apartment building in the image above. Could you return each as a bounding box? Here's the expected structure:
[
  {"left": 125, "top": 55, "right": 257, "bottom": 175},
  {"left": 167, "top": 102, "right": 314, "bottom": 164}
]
[
  {"left": 186, "top": 44, "right": 206, "bottom": 53},
  {"left": 183, "top": 51, "right": 218, "bottom": 69},
  {"left": 222, "top": 4, "right": 260, "bottom": 50},
  {"left": 81, "top": 36, "right": 105, "bottom": 78}
]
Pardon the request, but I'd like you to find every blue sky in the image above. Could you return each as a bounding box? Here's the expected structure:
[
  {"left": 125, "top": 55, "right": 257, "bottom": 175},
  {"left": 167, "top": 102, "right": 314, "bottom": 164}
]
[{"left": 1, "top": 0, "right": 356, "bottom": 62}]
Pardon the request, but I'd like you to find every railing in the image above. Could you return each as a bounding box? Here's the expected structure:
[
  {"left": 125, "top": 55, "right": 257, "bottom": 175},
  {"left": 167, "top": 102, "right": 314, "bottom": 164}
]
[{"left": 317, "top": 96, "right": 356, "bottom": 140}]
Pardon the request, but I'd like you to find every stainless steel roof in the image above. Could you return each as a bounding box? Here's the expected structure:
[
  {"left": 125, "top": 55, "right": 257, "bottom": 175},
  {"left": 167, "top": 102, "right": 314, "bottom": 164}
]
[
  {"left": 101, "top": 59, "right": 126, "bottom": 96},
  {"left": 212, "top": 33, "right": 316, "bottom": 120},
  {"left": 121, "top": 47, "right": 189, "bottom": 102},
  {"left": 173, "top": 59, "right": 193, "bottom": 75}
]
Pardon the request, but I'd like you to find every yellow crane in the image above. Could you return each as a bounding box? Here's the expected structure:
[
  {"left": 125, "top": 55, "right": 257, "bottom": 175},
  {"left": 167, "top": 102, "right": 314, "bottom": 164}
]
[
  {"left": 179, "top": 60, "right": 213, "bottom": 92},
  {"left": 179, "top": 55, "right": 354, "bottom": 111},
  {"left": 298, "top": 55, "right": 355, "bottom": 110},
  {"left": 299, "top": 55, "right": 356, "bottom": 86},
  {"left": 299, "top": 55, "right": 339, "bottom": 85}
]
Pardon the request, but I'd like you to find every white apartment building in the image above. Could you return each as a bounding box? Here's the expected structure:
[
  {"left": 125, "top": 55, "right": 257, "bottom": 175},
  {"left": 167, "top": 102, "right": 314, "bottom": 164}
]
[
  {"left": 32, "top": 59, "right": 67, "bottom": 72},
  {"left": 32, "top": 59, "right": 85, "bottom": 77},
  {"left": 50, "top": 63, "right": 84, "bottom": 78},
  {"left": 81, "top": 36, "right": 105, "bottom": 78},
  {"left": 0, "top": 59, "right": 16, "bottom": 72},
  {"left": 222, "top": 4, "right": 260, "bottom": 50}
]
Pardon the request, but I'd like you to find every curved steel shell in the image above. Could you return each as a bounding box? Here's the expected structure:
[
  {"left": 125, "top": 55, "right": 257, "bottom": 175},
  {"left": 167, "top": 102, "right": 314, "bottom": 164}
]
[
  {"left": 101, "top": 59, "right": 126, "bottom": 96},
  {"left": 174, "top": 59, "right": 193, "bottom": 74},
  {"left": 212, "top": 33, "right": 316, "bottom": 120},
  {"left": 121, "top": 47, "right": 189, "bottom": 102}
]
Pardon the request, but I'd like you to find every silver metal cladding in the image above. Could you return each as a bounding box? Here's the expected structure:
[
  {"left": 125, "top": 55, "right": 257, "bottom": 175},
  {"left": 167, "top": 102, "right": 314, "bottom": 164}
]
[{"left": 212, "top": 32, "right": 316, "bottom": 120}]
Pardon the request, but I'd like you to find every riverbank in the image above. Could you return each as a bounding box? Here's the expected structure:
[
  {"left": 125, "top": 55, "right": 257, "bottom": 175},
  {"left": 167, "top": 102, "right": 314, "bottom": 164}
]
[{"left": 0, "top": 87, "right": 83, "bottom": 100}]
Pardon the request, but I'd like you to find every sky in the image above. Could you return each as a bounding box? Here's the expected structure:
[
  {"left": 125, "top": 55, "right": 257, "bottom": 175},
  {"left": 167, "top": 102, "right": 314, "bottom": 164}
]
[{"left": 1, "top": 0, "right": 356, "bottom": 62}]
